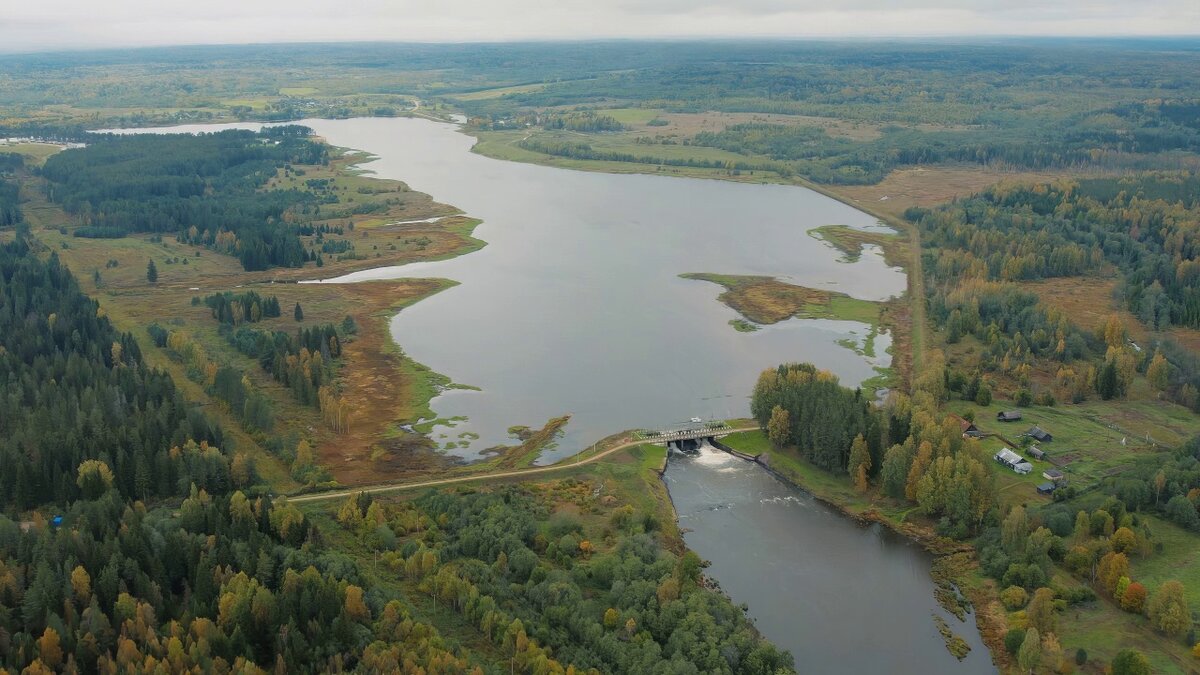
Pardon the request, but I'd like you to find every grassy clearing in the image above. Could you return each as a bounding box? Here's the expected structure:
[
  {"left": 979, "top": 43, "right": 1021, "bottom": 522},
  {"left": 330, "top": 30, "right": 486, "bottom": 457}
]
[
  {"left": 681, "top": 272, "right": 881, "bottom": 325},
  {"left": 2, "top": 142, "right": 66, "bottom": 166},
  {"left": 446, "top": 82, "right": 550, "bottom": 101},
  {"left": 598, "top": 107, "right": 663, "bottom": 125},
  {"left": 718, "top": 430, "right": 770, "bottom": 457},
  {"left": 1048, "top": 570, "right": 1195, "bottom": 673},
  {"left": 1132, "top": 514, "right": 1200, "bottom": 610}
]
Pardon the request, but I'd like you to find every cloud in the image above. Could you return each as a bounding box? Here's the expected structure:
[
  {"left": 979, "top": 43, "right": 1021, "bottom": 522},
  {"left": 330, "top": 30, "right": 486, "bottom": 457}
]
[{"left": 0, "top": 0, "right": 1196, "bottom": 53}]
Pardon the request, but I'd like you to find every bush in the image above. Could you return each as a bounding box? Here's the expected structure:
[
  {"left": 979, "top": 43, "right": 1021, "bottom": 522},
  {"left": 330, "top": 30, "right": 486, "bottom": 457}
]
[
  {"left": 1001, "top": 586, "right": 1030, "bottom": 610},
  {"left": 1004, "top": 628, "right": 1026, "bottom": 655},
  {"left": 1075, "top": 648, "right": 1087, "bottom": 665},
  {"left": 1015, "top": 389, "right": 1033, "bottom": 407}
]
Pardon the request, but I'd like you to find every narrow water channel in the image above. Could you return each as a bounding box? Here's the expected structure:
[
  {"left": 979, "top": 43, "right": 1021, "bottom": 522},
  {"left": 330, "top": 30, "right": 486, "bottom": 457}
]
[{"left": 664, "top": 443, "right": 996, "bottom": 674}]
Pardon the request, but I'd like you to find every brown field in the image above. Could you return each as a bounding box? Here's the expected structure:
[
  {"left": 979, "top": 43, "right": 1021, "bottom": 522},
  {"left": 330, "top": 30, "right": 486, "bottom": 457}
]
[
  {"left": 1015, "top": 276, "right": 1145, "bottom": 340},
  {"left": 629, "top": 110, "right": 887, "bottom": 142},
  {"left": 831, "top": 166, "right": 1067, "bottom": 220}
]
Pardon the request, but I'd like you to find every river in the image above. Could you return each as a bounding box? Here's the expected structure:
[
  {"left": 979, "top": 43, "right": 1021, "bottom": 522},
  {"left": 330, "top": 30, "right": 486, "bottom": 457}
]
[
  {"left": 107, "top": 117, "right": 992, "bottom": 672},
  {"left": 667, "top": 442, "right": 994, "bottom": 673}
]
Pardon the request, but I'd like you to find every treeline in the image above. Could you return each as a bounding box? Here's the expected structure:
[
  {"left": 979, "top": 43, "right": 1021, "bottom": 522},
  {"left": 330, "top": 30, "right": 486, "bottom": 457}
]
[
  {"left": 0, "top": 239, "right": 228, "bottom": 508},
  {"left": 41, "top": 127, "right": 327, "bottom": 271},
  {"left": 147, "top": 324, "right": 276, "bottom": 434},
  {"left": 0, "top": 179, "right": 19, "bottom": 228},
  {"left": 543, "top": 112, "right": 625, "bottom": 132},
  {"left": 752, "top": 363, "right": 998, "bottom": 537},
  {"left": 202, "top": 289, "right": 281, "bottom": 325},
  {"left": 225, "top": 324, "right": 342, "bottom": 408},
  {"left": 0, "top": 154, "right": 22, "bottom": 227},
  {"left": 335, "top": 486, "right": 794, "bottom": 674},
  {"left": 913, "top": 175, "right": 1200, "bottom": 328},
  {"left": 517, "top": 138, "right": 771, "bottom": 173}
]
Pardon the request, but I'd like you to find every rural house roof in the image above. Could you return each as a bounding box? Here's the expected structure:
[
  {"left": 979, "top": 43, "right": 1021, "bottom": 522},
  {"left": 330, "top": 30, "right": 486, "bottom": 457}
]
[{"left": 997, "top": 411, "right": 1022, "bottom": 421}]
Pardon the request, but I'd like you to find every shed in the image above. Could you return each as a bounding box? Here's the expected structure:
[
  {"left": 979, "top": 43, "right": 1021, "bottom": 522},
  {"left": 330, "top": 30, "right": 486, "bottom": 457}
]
[
  {"left": 1028, "top": 426, "right": 1053, "bottom": 443},
  {"left": 997, "top": 411, "right": 1023, "bottom": 422},
  {"left": 1043, "top": 468, "right": 1065, "bottom": 482},
  {"left": 1037, "top": 482, "right": 1057, "bottom": 495},
  {"left": 950, "top": 414, "right": 981, "bottom": 438},
  {"left": 1028, "top": 446, "right": 1046, "bottom": 461}
]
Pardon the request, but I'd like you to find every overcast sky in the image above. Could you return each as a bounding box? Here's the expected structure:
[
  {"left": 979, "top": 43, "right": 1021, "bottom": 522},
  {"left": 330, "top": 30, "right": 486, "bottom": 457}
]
[{"left": 2, "top": 0, "right": 1198, "bottom": 53}]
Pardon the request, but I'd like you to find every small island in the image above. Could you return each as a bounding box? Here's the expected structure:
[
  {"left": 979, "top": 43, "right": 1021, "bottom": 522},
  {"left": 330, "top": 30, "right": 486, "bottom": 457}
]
[{"left": 681, "top": 272, "right": 880, "bottom": 329}]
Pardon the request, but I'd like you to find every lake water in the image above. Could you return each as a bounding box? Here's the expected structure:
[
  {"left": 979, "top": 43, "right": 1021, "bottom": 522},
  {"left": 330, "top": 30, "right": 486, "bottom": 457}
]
[
  {"left": 300, "top": 117, "right": 903, "bottom": 461},
  {"left": 110, "top": 117, "right": 902, "bottom": 461},
  {"left": 666, "top": 442, "right": 995, "bottom": 674}
]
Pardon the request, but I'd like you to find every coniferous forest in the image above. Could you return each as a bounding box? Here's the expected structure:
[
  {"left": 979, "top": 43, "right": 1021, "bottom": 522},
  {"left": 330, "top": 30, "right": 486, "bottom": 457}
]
[{"left": 40, "top": 128, "right": 326, "bottom": 271}]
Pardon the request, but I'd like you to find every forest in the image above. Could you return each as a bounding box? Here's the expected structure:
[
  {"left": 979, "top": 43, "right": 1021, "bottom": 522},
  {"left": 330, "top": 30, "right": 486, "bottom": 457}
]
[
  {"left": 751, "top": 363, "right": 997, "bottom": 537},
  {"left": 913, "top": 172, "right": 1200, "bottom": 412},
  {"left": 332, "top": 485, "right": 794, "bottom": 674},
  {"left": 0, "top": 235, "right": 228, "bottom": 508},
  {"left": 40, "top": 127, "right": 326, "bottom": 271}
]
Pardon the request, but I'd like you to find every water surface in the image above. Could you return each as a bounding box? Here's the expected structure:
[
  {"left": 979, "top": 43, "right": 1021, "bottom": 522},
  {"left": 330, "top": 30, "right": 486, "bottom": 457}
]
[
  {"left": 106, "top": 117, "right": 904, "bottom": 462},
  {"left": 303, "top": 117, "right": 904, "bottom": 460},
  {"left": 666, "top": 443, "right": 996, "bottom": 674}
]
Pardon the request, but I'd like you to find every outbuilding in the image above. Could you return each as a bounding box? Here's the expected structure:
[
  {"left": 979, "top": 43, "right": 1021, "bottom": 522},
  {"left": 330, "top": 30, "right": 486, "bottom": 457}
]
[
  {"left": 1043, "top": 468, "right": 1065, "bottom": 482},
  {"left": 1028, "top": 446, "right": 1046, "bottom": 461},
  {"left": 1027, "top": 426, "right": 1053, "bottom": 443},
  {"left": 950, "top": 414, "right": 982, "bottom": 438},
  {"left": 1037, "top": 482, "right": 1057, "bottom": 495},
  {"left": 997, "top": 411, "right": 1023, "bottom": 422}
]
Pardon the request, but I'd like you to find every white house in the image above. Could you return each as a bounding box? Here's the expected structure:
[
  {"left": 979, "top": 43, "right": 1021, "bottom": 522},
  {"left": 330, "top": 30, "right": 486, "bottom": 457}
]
[{"left": 994, "top": 448, "right": 1033, "bottom": 475}]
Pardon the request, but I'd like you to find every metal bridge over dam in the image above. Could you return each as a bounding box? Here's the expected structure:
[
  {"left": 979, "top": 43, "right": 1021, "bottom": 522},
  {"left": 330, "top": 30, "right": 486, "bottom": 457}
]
[{"left": 635, "top": 423, "right": 736, "bottom": 451}]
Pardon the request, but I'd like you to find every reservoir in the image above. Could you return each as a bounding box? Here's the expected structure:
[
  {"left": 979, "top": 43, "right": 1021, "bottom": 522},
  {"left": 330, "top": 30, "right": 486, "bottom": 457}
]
[{"left": 302, "top": 117, "right": 904, "bottom": 461}]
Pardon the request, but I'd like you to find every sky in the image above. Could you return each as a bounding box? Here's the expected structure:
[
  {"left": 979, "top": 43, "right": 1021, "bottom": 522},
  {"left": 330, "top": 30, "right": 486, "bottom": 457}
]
[{"left": 1, "top": 0, "right": 1198, "bottom": 53}]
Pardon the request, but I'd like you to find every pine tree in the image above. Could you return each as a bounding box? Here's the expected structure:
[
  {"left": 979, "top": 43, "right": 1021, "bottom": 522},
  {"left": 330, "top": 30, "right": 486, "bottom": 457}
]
[
  {"left": 146, "top": 259, "right": 158, "bottom": 283},
  {"left": 294, "top": 302, "right": 304, "bottom": 322}
]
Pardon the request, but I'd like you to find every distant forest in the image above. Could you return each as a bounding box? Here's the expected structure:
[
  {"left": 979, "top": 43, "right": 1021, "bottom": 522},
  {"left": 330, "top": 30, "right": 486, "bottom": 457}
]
[{"left": 40, "top": 127, "right": 326, "bottom": 270}]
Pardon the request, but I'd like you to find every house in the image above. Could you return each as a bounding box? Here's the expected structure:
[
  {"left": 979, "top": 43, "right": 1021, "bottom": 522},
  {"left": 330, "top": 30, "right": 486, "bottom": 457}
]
[
  {"left": 1028, "top": 446, "right": 1046, "bottom": 461},
  {"left": 1043, "top": 468, "right": 1065, "bottom": 482},
  {"left": 1037, "top": 482, "right": 1057, "bottom": 495},
  {"left": 950, "top": 414, "right": 982, "bottom": 438},
  {"left": 997, "top": 411, "right": 1023, "bottom": 422},
  {"left": 995, "top": 448, "right": 1033, "bottom": 475},
  {"left": 1028, "top": 426, "right": 1053, "bottom": 443}
]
